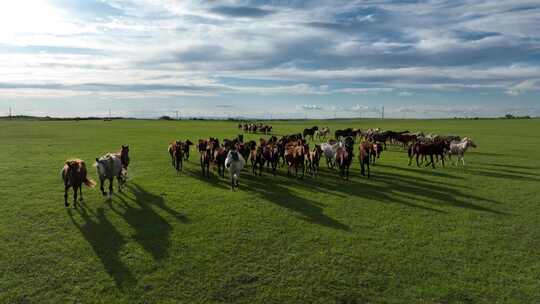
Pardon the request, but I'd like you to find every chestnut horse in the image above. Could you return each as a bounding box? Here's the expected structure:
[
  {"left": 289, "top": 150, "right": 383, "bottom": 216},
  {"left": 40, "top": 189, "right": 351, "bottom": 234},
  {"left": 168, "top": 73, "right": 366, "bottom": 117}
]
[
  {"left": 62, "top": 159, "right": 96, "bottom": 208},
  {"left": 198, "top": 140, "right": 211, "bottom": 177},
  {"left": 359, "top": 142, "right": 375, "bottom": 178}
]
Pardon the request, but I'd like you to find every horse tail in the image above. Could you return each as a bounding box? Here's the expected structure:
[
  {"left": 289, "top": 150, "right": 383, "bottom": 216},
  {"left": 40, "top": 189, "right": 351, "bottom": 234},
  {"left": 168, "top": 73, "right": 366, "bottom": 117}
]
[{"left": 84, "top": 177, "right": 96, "bottom": 188}]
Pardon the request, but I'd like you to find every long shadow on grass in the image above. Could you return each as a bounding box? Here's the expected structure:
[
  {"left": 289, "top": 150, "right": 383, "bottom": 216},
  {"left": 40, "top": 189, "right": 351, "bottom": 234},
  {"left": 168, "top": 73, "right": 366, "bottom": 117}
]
[
  {"left": 263, "top": 165, "right": 504, "bottom": 215},
  {"left": 485, "top": 163, "right": 540, "bottom": 170},
  {"left": 241, "top": 176, "right": 351, "bottom": 231},
  {"left": 377, "top": 163, "right": 464, "bottom": 180},
  {"left": 67, "top": 207, "right": 136, "bottom": 290},
  {"left": 109, "top": 183, "right": 188, "bottom": 261},
  {"left": 463, "top": 168, "right": 540, "bottom": 182}
]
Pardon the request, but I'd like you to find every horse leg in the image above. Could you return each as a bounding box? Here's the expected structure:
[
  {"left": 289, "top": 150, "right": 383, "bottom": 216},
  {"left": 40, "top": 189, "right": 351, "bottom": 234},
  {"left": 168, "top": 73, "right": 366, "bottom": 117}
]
[
  {"left": 416, "top": 154, "right": 420, "bottom": 167},
  {"left": 366, "top": 159, "right": 370, "bottom": 178},
  {"left": 64, "top": 185, "right": 70, "bottom": 207},
  {"left": 105, "top": 178, "right": 112, "bottom": 198},
  {"left": 100, "top": 177, "right": 107, "bottom": 196},
  {"left": 430, "top": 155, "right": 435, "bottom": 169},
  {"left": 441, "top": 154, "right": 445, "bottom": 167},
  {"left": 117, "top": 174, "right": 124, "bottom": 193},
  {"left": 73, "top": 186, "right": 78, "bottom": 208},
  {"left": 79, "top": 185, "right": 84, "bottom": 202}
]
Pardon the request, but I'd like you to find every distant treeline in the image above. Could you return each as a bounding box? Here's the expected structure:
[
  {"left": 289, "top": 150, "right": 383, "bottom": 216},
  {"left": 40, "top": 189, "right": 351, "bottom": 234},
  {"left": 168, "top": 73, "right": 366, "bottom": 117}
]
[
  {"left": 453, "top": 115, "right": 534, "bottom": 120},
  {"left": 1, "top": 114, "right": 537, "bottom": 121},
  {"left": 0, "top": 115, "right": 130, "bottom": 121}
]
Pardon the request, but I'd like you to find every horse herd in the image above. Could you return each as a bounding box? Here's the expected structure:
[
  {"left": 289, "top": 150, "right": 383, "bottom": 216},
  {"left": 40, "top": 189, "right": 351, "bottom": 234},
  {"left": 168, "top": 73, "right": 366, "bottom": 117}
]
[
  {"left": 61, "top": 125, "right": 477, "bottom": 206},
  {"left": 238, "top": 122, "right": 273, "bottom": 134}
]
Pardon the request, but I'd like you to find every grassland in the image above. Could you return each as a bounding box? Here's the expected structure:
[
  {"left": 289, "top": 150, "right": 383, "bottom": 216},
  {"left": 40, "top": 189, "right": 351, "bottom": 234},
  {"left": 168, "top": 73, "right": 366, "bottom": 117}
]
[{"left": 1, "top": 118, "right": 539, "bottom": 303}]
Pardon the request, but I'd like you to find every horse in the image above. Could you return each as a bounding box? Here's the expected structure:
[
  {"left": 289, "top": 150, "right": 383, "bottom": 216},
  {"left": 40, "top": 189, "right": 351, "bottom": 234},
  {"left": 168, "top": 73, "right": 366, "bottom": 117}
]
[
  {"left": 95, "top": 154, "right": 126, "bottom": 198},
  {"left": 172, "top": 141, "right": 184, "bottom": 174},
  {"left": 62, "top": 159, "right": 96, "bottom": 208},
  {"left": 408, "top": 140, "right": 449, "bottom": 168},
  {"left": 335, "top": 128, "right": 355, "bottom": 140},
  {"left": 448, "top": 137, "right": 477, "bottom": 166},
  {"left": 113, "top": 145, "right": 130, "bottom": 170},
  {"left": 263, "top": 143, "right": 279, "bottom": 176},
  {"left": 396, "top": 134, "right": 417, "bottom": 149},
  {"left": 359, "top": 142, "right": 375, "bottom": 178},
  {"left": 306, "top": 144, "right": 322, "bottom": 177},
  {"left": 198, "top": 140, "right": 211, "bottom": 177},
  {"left": 373, "top": 142, "right": 383, "bottom": 164},
  {"left": 303, "top": 126, "right": 318, "bottom": 140},
  {"left": 320, "top": 141, "right": 339, "bottom": 168},
  {"left": 214, "top": 145, "right": 229, "bottom": 177},
  {"left": 250, "top": 145, "right": 265, "bottom": 176},
  {"left": 183, "top": 139, "right": 193, "bottom": 161},
  {"left": 168, "top": 140, "right": 181, "bottom": 167},
  {"left": 315, "top": 127, "right": 330, "bottom": 140},
  {"left": 335, "top": 137, "right": 354, "bottom": 180},
  {"left": 285, "top": 141, "right": 306, "bottom": 178},
  {"left": 225, "top": 148, "right": 246, "bottom": 190}
]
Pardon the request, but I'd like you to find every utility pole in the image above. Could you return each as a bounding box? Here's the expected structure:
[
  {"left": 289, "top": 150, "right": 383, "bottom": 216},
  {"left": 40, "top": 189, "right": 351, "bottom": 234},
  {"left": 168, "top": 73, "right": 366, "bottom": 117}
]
[
  {"left": 381, "top": 106, "right": 385, "bottom": 120},
  {"left": 176, "top": 110, "right": 179, "bottom": 120},
  {"left": 9, "top": 107, "right": 12, "bottom": 119}
]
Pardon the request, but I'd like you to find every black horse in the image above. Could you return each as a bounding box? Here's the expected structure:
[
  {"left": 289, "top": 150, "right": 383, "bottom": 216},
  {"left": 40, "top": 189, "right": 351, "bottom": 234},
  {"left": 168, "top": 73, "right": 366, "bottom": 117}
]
[{"left": 303, "top": 126, "right": 318, "bottom": 140}]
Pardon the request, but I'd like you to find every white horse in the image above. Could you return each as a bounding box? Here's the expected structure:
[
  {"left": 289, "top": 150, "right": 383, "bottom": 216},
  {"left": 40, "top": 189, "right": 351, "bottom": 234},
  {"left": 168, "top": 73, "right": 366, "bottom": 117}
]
[
  {"left": 225, "top": 149, "right": 245, "bottom": 190},
  {"left": 321, "top": 141, "right": 340, "bottom": 168},
  {"left": 95, "top": 153, "right": 126, "bottom": 198},
  {"left": 448, "top": 137, "right": 477, "bottom": 166}
]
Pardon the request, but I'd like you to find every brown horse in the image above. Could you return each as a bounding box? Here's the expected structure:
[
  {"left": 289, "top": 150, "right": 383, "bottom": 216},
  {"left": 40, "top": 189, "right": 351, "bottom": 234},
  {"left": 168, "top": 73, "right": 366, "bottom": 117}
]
[
  {"left": 168, "top": 140, "right": 184, "bottom": 174},
  {"left": 250, "top": 145, "right": 265, "bottom": 176},
  {"left": 408, "top": 140, "right": 449, "bottom": 168},
  {"left": 198, "top": 140, "right": 211, "bottom": 177},
  {"left": 285, "top": 141, "right": 306, "bottom": 178},
  {"left": 262, "top": 143, "right": 279, "bottom": 176},
  {"left": 62, "top": 159, "right": 96, "bottom": 208},
  {"left": 214, "top": 145, "right": 229, "bottom": 177},
  {"left": 114, "top": 145, "right": 130, "bottom": 169},
  {"left": 306, "top": 144, "right": 322, "bottom": 177},
  {"left": 359, "top": 142, "right": 375, "bottom": 178}
]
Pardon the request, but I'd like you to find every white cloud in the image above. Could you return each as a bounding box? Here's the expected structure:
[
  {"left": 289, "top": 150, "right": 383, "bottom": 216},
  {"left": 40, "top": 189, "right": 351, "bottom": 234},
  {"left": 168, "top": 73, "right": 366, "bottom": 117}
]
[{"left": 506, "top": 80, "right": 540, "bottom": 96}]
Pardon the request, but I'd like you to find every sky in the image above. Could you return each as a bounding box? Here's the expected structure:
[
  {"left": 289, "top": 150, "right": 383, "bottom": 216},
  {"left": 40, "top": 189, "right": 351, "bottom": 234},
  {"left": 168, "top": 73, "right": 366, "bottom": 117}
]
[{"left": 0, "top": 0, "right": 539, "bottom": 119}]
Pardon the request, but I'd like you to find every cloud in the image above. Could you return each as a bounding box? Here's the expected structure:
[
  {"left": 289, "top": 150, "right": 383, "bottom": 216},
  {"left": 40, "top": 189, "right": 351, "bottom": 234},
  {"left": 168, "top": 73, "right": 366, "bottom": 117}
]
[
  {"left": 0, "top": 0, "right": 539, "bottom": 117},
  {"left": 336, "top": 88, "right": 394, "bottom": 94},
  {"left": 209, "top": 5, "right": 274, "bottom": 18},
  {"left": 506, "top": 79, "right": 540, "bottom": 95},
  {"left": 299, "top": 104, "right": 323, "bottom": 111}
]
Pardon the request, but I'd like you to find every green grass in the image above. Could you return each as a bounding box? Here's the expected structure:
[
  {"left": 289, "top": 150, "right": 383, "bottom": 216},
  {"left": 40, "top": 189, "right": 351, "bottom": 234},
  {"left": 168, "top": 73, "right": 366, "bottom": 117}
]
[{"left": 1, "top": 118, "right": 539, "bottom": 303}]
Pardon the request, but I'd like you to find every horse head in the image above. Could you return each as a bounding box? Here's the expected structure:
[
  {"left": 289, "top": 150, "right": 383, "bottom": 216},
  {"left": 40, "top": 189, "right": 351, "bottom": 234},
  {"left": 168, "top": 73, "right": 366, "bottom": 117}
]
[{"left": 465, "top": 137, "right": 477, "bottom": 148}]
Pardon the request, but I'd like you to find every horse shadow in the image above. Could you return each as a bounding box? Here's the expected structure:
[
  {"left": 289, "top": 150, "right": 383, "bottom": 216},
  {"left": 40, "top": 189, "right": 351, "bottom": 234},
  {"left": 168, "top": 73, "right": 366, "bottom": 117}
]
[
  {"left": 251, "top": 163, "right": 505, "bottom": 215},
  {"left": 67, "top": 207, "right": 137, "bottom": 290},
  {"left": 185, "top": 166, "right": 230, "bottom": 190},
  {"left": 241, "top": 177, "right": 351, "bottom": 231},
  {"left": 110, "top": 183, "right": 188, "bottom": 261},
  {"left": 377, "top": 163, "right": 464, "bottom": 180}
]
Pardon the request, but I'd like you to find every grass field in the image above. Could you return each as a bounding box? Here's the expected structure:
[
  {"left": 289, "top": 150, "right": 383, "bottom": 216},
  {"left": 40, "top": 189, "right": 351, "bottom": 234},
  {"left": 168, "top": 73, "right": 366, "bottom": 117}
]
[{"left": 1, "top": 118, "right": 539, "bottom": 303}]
